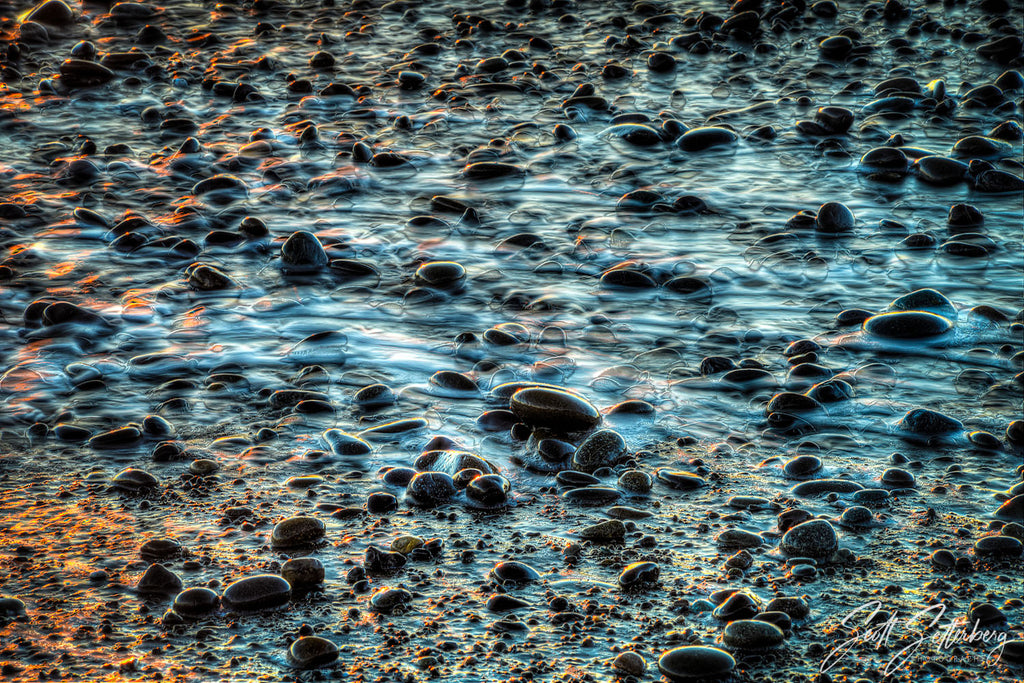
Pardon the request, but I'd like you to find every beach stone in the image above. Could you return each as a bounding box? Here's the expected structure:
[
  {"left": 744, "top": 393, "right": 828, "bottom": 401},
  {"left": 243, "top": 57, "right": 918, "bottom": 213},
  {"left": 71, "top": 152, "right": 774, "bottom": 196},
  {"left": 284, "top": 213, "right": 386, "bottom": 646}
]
[
  {"left": 91, "top": 426, "right": 142, "bottom": 449},
  {"left": 353, "top": 384, "right": 395, "bottom": 408},
  {"left": 765, "top": 596, "right": 810, "bottom": 619},
  {"left": 897, "top": 408, "right": 963, "bottom": 435},
  {"left": 815, "top": 106, "right": 853, "bottom": 133},
  {"left": 712, "top": 591, "right": 760, "bottom": 620},
  {"left": 678, "top": 127, "right": 737, "bottom": 151},
  {"left": 271, "top": 516, "right": 325, "bottom": 548},
  {"left": 839, "top": 506, "right": 873, "bottom": 527},
  {"left": 715, "top": 529, "right": 764, "bottom": 549},
  {"left": 321, "top": 429, "right": 371, "bottom": 456},
  {"left": 186, "top": 263, "right": 236, "bottom": 290},
  {"left": 288, "top": 636, "right": 338, "bottom": 669},
  {"left": 562, "top": 486, "right": 621, "bottom": 505},
  {"left": 881, "top": 468, "right": 915, "bottom": 487},
  {"left": 407, "top": 471, "right": 457, "bottom": 506},
  {"left": 766, "top": 392, "right": 822, "bottom": 415},
  {"left": 112, "top": 468, "right": 157, "bottom": 491},
  {"left": 491, "top": 561, "right": 541, "bottom": 585},
  {"left": 579, "top": 519, "right": 625, "bottom": 543},
  {"left": 281, "top": 231, "right": 328, "bottom": 272},
  {"left": 173, "top": 587, "right": 219, "bottom": 616},
  {"left": 510, "top": 387, "right": 600, "bottom": 432},
  {"left": 222, "top": 574, "right": 291, "bottom": 611},
  {"left": 819, "top": 35, "right": 853, "bottom": 59},
  {"left": 657, "top": 469, "right": 706, "bottom": 490},
  {"left": 26, "top": 0, "right": 74, "bottom": 26},
  {"left": 658, "top": 646, "right": 735, "bottom": 681},
  {"left": 617, "top": 469, "right": 653, "bottom": 493},
  {"left": 930, "top": 549, "right": 956, "bottom": 569},
  {"left": 916, "top": 156, "right": 969, "bottom": 185},
  {"left": 723, "top": 619, "right": 785, "bottom": 650},
  {"left": 0, "top": 596, "right": 26, "bottom": 618},
  {"left": 139, "top": 538, "right": 181, "bottom": 561},
  {"left": 415, "top": 450, "right": 496, "bottom": 475},
  {"left": 784, "top": 455, "right": 822, "bottom": 479},
  {"left": 974, "top": 169, "right": 1024, "bottom": 193},
  {"left": 888, "top": 288, "right": 956, "bottom": 318},
  {"left": 572, "top": 429, "right": 626, "bottom": 472},
  {"left": 999, "top": 639, "right": 1024, "bottom": 665},
  {"left": 612, "top": 651, "right": 646, "bottom": 676},
  {"left": 364, "top": 545, "right": 407, "bottom": 575},
  {"left": 136, "top": 563, "right": 182, "bottom": 594},
  {"left": 465, "top": 474, "right": 510, "bottom": 507},
  {"left": 607, "top": 506, "right": 654, "bottom": 520},
  {"left": 863, "top": 312, "right": 952, "bottom": 339},
  {"left": 618, "top": 561, "right": 660, "bottom": 590},
  {"left": 952, "top": 136, "right": 1012, "bottom": 160},
  {"left": 281, "top": 558, "right": 324, "bottom": 588},
  {"left": 974, "top": 535, "right": 1023, "bottom": 557},
  {"left": 414, "top": 261, "right": 466, "bottom": 288},
  {"left": 59, "top": 59, "right": 114, "bottom": 88},
  {"left": 994, "top": 495, "right": 1024, "bottom": 521},
  {"left": 815, "top": 202, "right": 855, "bottom": 233},
  {"left": 370, "top": 587, "right": 413, "bottom": 614},
  {"left": 860, "top": 147, "right": 908, "bottom": 173},
  {"left": 781, "top": 520, "right": 839, "bottom": 558}
]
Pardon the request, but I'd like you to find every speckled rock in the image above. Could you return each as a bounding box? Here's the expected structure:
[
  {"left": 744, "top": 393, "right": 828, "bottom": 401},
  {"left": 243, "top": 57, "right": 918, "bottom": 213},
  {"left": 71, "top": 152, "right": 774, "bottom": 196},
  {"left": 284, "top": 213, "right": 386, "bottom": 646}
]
[
  {"left": 571, "top": 429, "right": 626, "bottom": 472},
  {"left": 781, "top": 520, "right": 839, "bottom": 558}
]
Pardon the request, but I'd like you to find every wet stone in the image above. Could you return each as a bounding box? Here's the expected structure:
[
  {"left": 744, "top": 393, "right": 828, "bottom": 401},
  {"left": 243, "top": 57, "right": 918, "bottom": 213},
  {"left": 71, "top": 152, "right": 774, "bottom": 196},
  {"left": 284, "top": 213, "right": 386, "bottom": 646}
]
[
  {"left": 113, "top": 468, "right": 158, "bottom": 491},
  {"left": 571, "top": 429, "right": 626, "bottom": 473},
  {"left": 578, "top": 519, "right": 625, "bottom": 543},
  {"left": 490, "top": 561, "right": 541, "bottom": 585},
  {"left": 974, "top": 535, "right": 1023, "bottom": 557},
  {"left": 712, "top": 591, "right": 760, "bottom": 620},
  {"left": 288, "top": 636, "right": 338, "bottom": 669},
  {"left": 898, "top": 408, "right": 964, "bottom": 435},
  {"left": 715, "top": 529, "right": 764, "bottom": 549},
  {"left": 370, "top": 587, "right": 413, "bottom": 614},
  {"left": 407, "top": 471, "right": 457, "bottom": 507},
  {"left": 280, "top": 231, "right": 328, "bottom": 272},
  {"left": 139, "top": 538, "right": 181, "bottom": 561},
  {"left": 618, "top": 561, "right": 660, "bottom": 590},
  {"left": 509, "top": 387, "right": 601, "bottom": 432},
  {"left": 722, "top": 619, "right": 785, "bottom": 650},
  {"left": 136, "top": 563, "right": 182, "bottom": 595},
  {"left": 222, "top": 575, "right": 291, "bottom": 611},
  {"left": 658, "top": 646, "right": 735, "bottom": 681},
  {"left": 815, "top": 202, "right": 855, "bottom": 233},
  {"left": 611, "top": 651, "right": 646, "bottom": 676},
  {"left": 781, "top": 520, "right": 840, "bottom": 558},
  {"left": 281, "top": 558, "right": 325, "bottom": 588},
  {"left": 657, "top": 470, "right": 706, "bottom": 490},
  {"left": 678, "top": 127, "right": 738, "bottom": 152},
  {"left": 271, "top": 516, "right": 326, "bottom": 548},
  {"left": 173, "top": 587, "right": 219, "bottom": 616},
  {"left": 617, "top": 469, "right": 653, "bottom": 494},
  {"left": 863, "top": 312, "right": 953, "bottom": 339}
]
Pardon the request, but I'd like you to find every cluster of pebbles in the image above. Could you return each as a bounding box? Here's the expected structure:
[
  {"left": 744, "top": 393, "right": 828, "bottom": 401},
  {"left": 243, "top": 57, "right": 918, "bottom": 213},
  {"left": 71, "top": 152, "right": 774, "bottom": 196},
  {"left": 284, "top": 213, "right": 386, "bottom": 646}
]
[{"left": 0, "top": 0, "right": 1022, "bottom": 681}]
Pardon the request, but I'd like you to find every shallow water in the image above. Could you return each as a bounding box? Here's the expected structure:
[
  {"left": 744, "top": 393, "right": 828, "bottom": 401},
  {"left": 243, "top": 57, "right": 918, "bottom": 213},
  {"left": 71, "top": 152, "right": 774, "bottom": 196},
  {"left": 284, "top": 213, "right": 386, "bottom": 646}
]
[{"left": 0, "top": 0, "right": 1022, "bottom": 681}]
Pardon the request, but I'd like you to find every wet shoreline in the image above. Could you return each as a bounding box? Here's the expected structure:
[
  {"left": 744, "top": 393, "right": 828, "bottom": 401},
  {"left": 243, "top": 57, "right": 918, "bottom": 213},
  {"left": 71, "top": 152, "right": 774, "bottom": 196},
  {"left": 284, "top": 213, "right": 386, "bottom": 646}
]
[{"left": 1, "top": 0, "right": 1023, "bottom": 681}]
